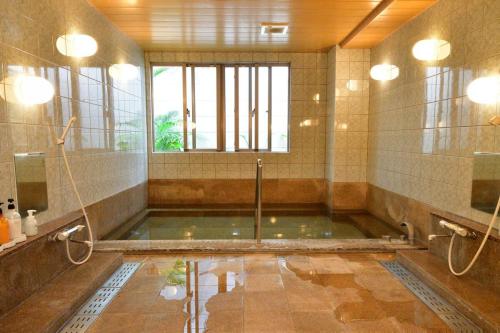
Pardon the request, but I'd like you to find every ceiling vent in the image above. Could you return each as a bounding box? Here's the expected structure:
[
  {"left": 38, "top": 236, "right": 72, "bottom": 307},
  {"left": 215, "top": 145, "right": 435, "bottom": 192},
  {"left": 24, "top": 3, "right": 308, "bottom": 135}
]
[{"left": 260, "top": 23, "right": 288, "bottom": 35}]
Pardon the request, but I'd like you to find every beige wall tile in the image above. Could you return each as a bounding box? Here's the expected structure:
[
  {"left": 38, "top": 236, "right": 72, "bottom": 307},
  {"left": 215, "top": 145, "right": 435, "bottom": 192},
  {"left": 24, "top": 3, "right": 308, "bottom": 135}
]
[{"left": 0, "top": 0, "right": 147, "bottom": 224}]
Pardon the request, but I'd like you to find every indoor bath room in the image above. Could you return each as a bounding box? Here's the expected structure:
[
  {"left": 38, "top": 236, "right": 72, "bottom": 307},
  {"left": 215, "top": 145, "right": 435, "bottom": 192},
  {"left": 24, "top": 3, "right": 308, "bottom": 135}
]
[{"left": 0, "top": 0, "right": 499, "bottom": 332}]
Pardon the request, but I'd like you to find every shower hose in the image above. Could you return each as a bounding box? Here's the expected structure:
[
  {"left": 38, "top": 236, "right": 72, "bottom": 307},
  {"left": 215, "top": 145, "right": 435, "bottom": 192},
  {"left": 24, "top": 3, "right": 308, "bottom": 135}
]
[
  {"left": 60, "top": 144, "right": 94, "bottom": 265},
  {"left": 448, "top": 194, "right": 500, "bottom": 276}
]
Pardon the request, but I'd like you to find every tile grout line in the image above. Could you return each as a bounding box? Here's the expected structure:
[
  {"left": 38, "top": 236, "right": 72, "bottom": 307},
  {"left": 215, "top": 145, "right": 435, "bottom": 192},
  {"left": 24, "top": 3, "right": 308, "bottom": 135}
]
[
  {"left": 380, "top": 261, "right": 482, "bottom": 333},
  {"left": 57, "top": 262, "right": 141, "bottom": 333}
]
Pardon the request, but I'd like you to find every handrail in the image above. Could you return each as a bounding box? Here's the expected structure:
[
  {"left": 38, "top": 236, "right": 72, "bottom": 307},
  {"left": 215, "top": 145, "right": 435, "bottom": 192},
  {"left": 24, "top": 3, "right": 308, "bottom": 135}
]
[{"left": 255, "top": 159, "right": 263, "bottom": 244}]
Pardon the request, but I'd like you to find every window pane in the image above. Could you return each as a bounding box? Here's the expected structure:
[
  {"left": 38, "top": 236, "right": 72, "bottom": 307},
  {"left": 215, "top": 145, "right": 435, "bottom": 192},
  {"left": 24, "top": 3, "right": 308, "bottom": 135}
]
[
  {"left": 225, "top": 67, "right": 235, "bottom": 151},
  {"left": 194, "top": 66, "right": 217, "bottom": 149},
  {"left": 152, "top": 66, "right": 184, "bottom": 152},
  {"left": 258, "top": 66, "right": 269, "bottom": 150},
  {"left": 238, "top": 67, "right": 250, "bottom": 149},
  {"left": 271, "top": 66, "right": 289, "bottom": 152},
  {"left": 186, "top": 66, "right": 193, "bottom": 149}
]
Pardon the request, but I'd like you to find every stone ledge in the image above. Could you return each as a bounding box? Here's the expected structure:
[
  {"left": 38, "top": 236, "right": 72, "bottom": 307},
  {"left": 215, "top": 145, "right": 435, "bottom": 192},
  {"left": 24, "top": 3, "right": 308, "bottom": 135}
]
[
  {"left": 0, "top": 252, "right": 123, "bottom": 333},
  {"left": 396, "top": 250, "right": 499, "bottom": 333}
]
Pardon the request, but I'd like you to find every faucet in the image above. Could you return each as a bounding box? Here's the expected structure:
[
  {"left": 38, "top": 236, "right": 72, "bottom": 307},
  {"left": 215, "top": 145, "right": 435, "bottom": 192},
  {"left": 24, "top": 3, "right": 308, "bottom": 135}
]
[
  {"left": 428, "top": 234, "right": 450, "bottom": 241},
  {"left": 400, "top": 219, "right": 415, "bottom": 244}
]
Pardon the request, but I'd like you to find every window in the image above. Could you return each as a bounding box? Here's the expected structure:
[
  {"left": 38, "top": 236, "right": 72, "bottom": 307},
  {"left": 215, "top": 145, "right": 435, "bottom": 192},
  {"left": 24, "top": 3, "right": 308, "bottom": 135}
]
[{"left": 152, "top": 64, "right": 290, "bottom": 152}]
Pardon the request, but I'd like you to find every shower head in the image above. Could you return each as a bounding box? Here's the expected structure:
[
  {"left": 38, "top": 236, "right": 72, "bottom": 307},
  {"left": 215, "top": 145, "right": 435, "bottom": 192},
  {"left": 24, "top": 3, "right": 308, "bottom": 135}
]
[
  {"left": 489, "top": 116, "right": 500, "bottom": 126},
  {"left": 57, "top": 116, "right": 77, "bottom": 145}
]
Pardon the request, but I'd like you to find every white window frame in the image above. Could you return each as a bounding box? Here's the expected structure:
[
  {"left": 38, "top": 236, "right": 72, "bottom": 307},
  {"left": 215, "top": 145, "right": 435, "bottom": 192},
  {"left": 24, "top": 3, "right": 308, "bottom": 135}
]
[{"left": 151, "top": 62, "right": 290, "bottom": 152}]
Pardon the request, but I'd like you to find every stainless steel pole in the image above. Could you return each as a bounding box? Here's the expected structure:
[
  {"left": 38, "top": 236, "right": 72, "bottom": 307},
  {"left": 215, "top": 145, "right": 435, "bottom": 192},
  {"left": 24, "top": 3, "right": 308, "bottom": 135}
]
[{"left": 255, "top": 159, "right": 263, "bottom": 244}]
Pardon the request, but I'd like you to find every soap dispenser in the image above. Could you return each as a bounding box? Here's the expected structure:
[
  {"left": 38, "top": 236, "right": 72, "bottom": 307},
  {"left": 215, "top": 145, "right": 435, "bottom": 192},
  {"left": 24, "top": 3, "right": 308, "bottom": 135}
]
[
  {"left": 0, "top": 203, "right": 11, "bottom": 244},
  {"left": 6, "top": 198, "right": 26, "bottom": 243},
  {"left": 24, "top": 210, "right": 38, "bottom": 237}
]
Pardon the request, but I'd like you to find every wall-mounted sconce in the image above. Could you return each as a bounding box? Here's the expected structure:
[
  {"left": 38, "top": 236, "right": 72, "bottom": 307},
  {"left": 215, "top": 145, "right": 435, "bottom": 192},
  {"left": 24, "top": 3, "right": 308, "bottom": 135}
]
[
  {"left": 56, "top": 34, "right": 98, "bottom": 57},
  {"left": 0, "top": 75, "right": 54, "bottom": 105},
  {"left": 370, "top": 64, "right": 399, "bottom": 81},
  {"left": 466, "top": 76, "right": 500, "bottom": 104},
  {"left": 109, "top": 63, "right": 139, "bottom": 81},
  {"left": 412, "top": 39, "right": 451, "bottom": 61}
]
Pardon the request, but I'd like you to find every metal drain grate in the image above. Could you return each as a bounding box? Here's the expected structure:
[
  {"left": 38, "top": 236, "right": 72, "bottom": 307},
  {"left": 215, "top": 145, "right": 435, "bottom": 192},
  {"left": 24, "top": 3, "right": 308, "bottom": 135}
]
[
  {"left": 58, "top": 315, "right": 95, "bottom": 333},
  {"left": 103, "top": 262, "right": 140, "bottom": 288},
  {"left": 381, "top": 261, "right": 482, "bottom": 333},
  {"left": 78, "top": 287, "right": 121, "bottom": 315},
  {"left": 58, "top": 262, "right": 141, "bottom": 333}
]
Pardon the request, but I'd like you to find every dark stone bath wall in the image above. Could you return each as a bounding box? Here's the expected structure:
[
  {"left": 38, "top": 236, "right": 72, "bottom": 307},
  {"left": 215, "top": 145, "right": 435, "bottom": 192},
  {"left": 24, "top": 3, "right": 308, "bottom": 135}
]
[
  {"left": 0, "top": 182, "right": 147, "bottom": 317},
  {"left": 367, "top": 184, "right": 499, "bottom": 292}
]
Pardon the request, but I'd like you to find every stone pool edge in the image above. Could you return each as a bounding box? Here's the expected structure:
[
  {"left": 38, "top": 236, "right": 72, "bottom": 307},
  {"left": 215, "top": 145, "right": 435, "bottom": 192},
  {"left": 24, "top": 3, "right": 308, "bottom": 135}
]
[{"left": 93, "top": 239, "right": 425, "bottom": 253}]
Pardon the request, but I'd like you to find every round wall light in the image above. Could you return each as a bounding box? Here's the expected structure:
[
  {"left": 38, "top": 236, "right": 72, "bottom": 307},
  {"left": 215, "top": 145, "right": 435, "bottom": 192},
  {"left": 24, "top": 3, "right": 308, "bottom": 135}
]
[
  {"left": 56, "top": 34, "right": 98, "bottom": 57},
  {"left": 412, "top": 39, "right": 451, "bottom": 61},
  {"left": 466, "top": 76, "right": 500, "bottom": 104},
  {"left": 370, "top": 64, "right": 399, "bottom": 81},
  {"left": 0, "top": 75, "right": 55, "bottom": 105},
  {"left": 109, "top": 63, "right": 139, "bottom": 81}
]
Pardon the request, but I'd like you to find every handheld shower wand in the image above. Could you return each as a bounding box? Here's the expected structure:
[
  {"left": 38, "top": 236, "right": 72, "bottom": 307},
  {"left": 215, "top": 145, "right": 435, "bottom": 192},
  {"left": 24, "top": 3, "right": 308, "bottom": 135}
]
[
  {"left": 446, "top": 117, "right": 500, "bottom": 276},
  {"left": 57, "top": 116, "right": 94, "bottom": 265},
  {"left": 57, "top": 116, "right": 77, "bottom": 145}
]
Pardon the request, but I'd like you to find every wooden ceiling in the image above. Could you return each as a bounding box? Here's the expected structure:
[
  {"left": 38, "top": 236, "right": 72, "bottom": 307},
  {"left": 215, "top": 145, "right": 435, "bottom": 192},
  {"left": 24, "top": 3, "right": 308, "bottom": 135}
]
[{"left": 88, "top": 0, "right": 437, "bottom": 51}]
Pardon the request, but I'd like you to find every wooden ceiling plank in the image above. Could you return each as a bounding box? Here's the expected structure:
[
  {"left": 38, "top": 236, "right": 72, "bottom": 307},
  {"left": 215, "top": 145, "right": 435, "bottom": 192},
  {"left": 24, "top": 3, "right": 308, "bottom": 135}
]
[{"left": 88, "top": 0, "right": 437, "bottom": 51}]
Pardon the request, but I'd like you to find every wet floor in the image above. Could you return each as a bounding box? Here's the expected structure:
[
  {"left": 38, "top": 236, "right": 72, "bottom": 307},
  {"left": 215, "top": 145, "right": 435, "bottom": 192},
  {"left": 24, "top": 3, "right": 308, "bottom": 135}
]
[{"left": 86, "top": 253, "right": 451, "bottom": 332}]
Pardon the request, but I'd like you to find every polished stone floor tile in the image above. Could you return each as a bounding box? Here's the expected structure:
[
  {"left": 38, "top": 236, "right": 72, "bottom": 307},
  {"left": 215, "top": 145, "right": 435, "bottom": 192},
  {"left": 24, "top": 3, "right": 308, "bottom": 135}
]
[
  {"left": 81, "top": 253, "right": 451, "bottom": 333},
  {"left": 244, "top": 273, "right": 284, "bottom": 292}
]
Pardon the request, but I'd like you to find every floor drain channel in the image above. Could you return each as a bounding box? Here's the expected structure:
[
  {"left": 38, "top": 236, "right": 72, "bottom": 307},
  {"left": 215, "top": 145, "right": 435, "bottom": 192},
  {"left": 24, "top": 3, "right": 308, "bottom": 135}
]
[
  {"left": 58, "top": 262, "right": 141, "bottom": 333},
  {"left": 380, "top": 261, "right": 482, "bottom": 333}
]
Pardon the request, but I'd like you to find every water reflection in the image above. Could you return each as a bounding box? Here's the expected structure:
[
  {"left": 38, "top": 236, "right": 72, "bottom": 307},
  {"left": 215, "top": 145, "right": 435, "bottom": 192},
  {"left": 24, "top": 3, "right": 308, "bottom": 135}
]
[
  {"left": 156, "top": 259, "right": 244, "bottom": 332},
  {"left": 0, "top": 60, "right": 144, "bottom": 153}
]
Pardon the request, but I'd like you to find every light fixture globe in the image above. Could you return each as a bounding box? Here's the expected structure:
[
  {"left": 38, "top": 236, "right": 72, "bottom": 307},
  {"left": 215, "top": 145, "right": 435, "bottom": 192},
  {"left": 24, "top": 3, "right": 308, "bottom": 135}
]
[
  {"left": 56, "top": 34, "right": 98, "bottom": 57},
  {"left": 412, "top": 39, "right": 451, "bottom": 61},
  {"left": 370, "top": 64, "right": 399, "bottom": 81},
  {"left": 0, "top": 75, "right": 55, "bottom": 105},
  {"left": 466, "top": 76, "right": 500, "bottom": 104}
]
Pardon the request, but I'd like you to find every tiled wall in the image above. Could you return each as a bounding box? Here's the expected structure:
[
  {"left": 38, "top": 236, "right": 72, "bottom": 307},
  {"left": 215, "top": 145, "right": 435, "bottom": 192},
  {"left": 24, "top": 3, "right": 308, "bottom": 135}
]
[
  {"left": 324, "top": 47, "right": 370, "bottom": 210},
  {"left": 145, "top": 51, "right": 328, "bottom": 180},
  {"left": 368, "top": 0, "right": 500, "bottom": 227},
  {"left": 326, "top": 46, "right": 370, "bottom": 183},
  {"left": 0, "top": 0, "right": 148, "bottom": 225}
]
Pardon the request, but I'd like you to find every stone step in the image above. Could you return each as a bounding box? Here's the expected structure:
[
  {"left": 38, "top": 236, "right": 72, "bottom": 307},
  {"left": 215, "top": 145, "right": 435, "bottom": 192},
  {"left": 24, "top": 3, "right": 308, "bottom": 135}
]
[
  {"left": 0, "top": 252, "right": 123, "bottom": 333},
  {"left": 396, "top": 250, "right": 499, "bottom": 333}
]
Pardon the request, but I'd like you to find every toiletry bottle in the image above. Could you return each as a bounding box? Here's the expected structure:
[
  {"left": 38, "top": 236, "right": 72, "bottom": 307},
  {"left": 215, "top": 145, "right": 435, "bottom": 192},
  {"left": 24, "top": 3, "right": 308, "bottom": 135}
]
[
  {"left": 24, "top": 210, "right": 38, "bottom": 237},
  {"left": 0, "top": 203, "right": 11, "bottom": 244},
  {"left": 6, "top": 198, "right": 26, "bottom": 243}
]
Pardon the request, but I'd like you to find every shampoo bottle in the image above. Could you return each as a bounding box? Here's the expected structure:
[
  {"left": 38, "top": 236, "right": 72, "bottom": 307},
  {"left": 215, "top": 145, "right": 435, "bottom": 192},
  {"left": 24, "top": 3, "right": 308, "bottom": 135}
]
[
  {"left": 0, "top": 203, "right": 11, "bottom": 245},
  {"left": 24, "top": 210, "right": 38, "bottom": 237},
  {"left": 6, "top": 198, "right": 26, "bottom": 243}
]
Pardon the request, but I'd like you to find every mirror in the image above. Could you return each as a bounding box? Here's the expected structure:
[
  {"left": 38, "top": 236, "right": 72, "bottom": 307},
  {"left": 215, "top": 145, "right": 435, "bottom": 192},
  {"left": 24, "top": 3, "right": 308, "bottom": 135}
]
[
  {"left": 14, "top": 153, "right": 49, "bottom": 217},
  {"left": 471, "top": 152, "right": 500, "bottom": 214}
]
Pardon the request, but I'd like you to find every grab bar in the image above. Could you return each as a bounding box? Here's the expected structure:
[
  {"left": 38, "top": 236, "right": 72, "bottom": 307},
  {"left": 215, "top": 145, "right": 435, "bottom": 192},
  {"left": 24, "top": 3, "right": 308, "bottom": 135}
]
[{"left": 255, "top": 159, "right": 263, "bottom": 244}]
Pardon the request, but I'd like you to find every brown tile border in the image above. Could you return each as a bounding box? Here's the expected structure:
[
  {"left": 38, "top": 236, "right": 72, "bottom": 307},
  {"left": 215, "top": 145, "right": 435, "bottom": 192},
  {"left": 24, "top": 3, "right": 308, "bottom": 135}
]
[
  {"left": 325, "top": 182, "right": 367, "bottom": 211},
  {"left": 367, "top": 184, "right": 500, "bottom": 244},
  {"left": 0, "top": 182, "right": 148, "bottom": 259},
  {"left": 148, "top": 179, "right": 327, "bottom": 205}
]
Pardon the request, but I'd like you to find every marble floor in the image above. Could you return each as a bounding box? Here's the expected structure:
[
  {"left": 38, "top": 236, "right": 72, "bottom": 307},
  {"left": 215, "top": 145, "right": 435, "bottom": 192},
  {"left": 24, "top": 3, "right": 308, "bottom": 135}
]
[{"left": 86, "top": 253, "right": 451, "bottom": 333}]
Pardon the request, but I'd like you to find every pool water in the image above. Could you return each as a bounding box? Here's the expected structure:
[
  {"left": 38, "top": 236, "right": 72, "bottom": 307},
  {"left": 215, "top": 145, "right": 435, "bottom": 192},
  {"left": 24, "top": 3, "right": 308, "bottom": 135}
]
[{"left": 117, "top": 212, "right": 401, "bottom": 240}]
